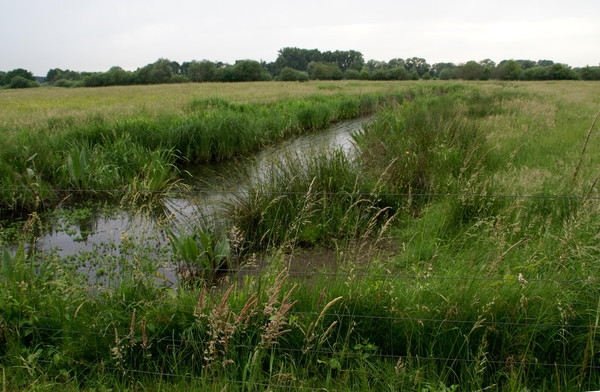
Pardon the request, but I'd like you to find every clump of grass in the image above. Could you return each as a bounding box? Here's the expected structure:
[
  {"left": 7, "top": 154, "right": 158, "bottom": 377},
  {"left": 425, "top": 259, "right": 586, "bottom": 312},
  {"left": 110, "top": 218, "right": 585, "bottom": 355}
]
[{"left": 226, "top": 147, "right": 396, "bottom": 251}]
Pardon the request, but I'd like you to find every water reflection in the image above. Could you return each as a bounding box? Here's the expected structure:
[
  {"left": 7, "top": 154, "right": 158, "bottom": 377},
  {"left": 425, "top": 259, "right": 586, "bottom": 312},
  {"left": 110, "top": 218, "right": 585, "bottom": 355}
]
[{"left": 34, "top": 117, "right": 368, "bottom": 258}]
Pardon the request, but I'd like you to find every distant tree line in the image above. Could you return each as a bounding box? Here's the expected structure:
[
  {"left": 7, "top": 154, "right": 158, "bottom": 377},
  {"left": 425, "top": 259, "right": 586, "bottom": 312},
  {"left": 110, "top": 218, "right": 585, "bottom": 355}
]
[
  {"left": 2, "top": 48, "right": 600, "bottom": 89},
  {"left": 0, "top": 68, "right": 40, "bottom": 89}
]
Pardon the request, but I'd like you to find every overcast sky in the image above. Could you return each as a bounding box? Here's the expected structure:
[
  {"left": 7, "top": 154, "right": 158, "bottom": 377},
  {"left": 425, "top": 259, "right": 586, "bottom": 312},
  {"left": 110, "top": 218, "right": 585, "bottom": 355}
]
[{"left": 3, "top": 0, "right": 599, "bottom": 76}]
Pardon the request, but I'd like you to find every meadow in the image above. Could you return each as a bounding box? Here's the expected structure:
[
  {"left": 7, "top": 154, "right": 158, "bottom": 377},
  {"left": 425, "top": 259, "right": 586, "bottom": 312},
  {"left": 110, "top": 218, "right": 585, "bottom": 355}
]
[{"left": 1, "top": 80, "right": 600, "bottom": 391}]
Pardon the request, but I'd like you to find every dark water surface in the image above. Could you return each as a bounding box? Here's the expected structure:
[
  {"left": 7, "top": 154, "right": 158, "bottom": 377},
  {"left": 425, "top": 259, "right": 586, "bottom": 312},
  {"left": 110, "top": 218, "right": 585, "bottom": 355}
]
[{"left": 33, "top": 117, "right": 368, "bottom": 259}]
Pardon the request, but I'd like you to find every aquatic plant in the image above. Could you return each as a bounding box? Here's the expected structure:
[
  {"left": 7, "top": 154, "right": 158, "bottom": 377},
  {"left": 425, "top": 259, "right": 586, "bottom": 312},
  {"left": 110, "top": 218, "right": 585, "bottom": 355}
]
[{"left": 167, "top": 225, "right": 231, "bottom": 285}]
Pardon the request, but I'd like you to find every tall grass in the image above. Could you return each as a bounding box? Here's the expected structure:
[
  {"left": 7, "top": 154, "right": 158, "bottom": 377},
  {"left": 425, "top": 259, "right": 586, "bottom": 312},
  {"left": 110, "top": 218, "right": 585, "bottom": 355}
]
[
  {"left": 226, "top": 147, "right": 396, "bottom": 251},
  {"left": 3, "top": 82, "right": 600, "bottom": 390},
  {"left": 0, "top": 90, "right": 399, "bottom": 214}
]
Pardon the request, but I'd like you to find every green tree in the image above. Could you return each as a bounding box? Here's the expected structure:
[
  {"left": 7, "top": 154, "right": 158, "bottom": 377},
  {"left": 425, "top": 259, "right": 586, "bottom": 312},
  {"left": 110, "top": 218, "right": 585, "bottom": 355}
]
[
  {"left": 479, "top": 59, "right": 496, "bottom": 69},
  {"left": 149, "top": 58, "right": 173, "bottom": 84},
  {"left": 370, "top": 69, "right": 390, "bottom": 80},
  {"left": 187, "top": 60, "right": 217, "bottom": 82},
  {"left": 231, "top": 60, "right": 271, "bottom": 82},
  {"left": 388, "top": 67, "right": 409, "bottom": 80},
  {"left": 2, "top": 68, "right": 36, "bottom": 85},
  {"left": 310, "top": 62, "right": 342, "bottom": 80},
  {"left": 516, "top": 59, "right": 537, "bottom": 70},
  {"left": 273, "top": 47, "right": 322, "bottom": 76},
  {"left": 46, "top": 68, "right": 63, "bottom": 83},
  {"left": 279, "top": 67, "right": 298, "bottom": 81},
  {"left": 344, "top": 69, "right": 361, "bottom": 80},
  {"left": 387, "top": 58, "right": 405, "bottom": 69},
  {"left": 9, "top": 75, "right": 39, "bottom": 89},
  {"left": 496, "top": 60, "right": 522, "bottom": 80},
  {"left": 279, "top": 67, "right": 309, "bottom": 81},
  {"left": 81, "top": 73, "right": 106, "bottom": 87},
  {"left": 523, "top": 66, "right": 550, "bottom": 80},
  {"left": 581, "top": 66, "right": 600, "bottom": 80},
  {"left": 432, "top": 62, "right": 456, "bottom": 78},
  {"left": 457, "top": 61, "right": 484, "bottom": 80},
  {"left": 104, "top": 66, "right": 133, "bottom": 85},
  {"left": 404, "top": 57, "right": 430, "bottom": 76},
  {"left": 133, "top": 64, "right": 153, "bottom": 84},
  {"left": 548, "top": 63, "right": 579, "bottom": 80},
  {"left": 438, "top": 68, "right": 454, "bottom": 80},
  {"left": 170, "top": 61, "right": 181, "bottom": 75},
  {"left": 364, "top": 60, "right": 388, "bottom": 73},
  {"left": 216, "top": 66, "right": 234, "bottom": 82},
  {"left": 537, "top": 59, "right": 554, "bottom": 67},
  {"left": 482, "top": 67, "right": 491, "bottom": 81},
  {"left": 321, "top": 50, "right": 364, "bottom": 72}
]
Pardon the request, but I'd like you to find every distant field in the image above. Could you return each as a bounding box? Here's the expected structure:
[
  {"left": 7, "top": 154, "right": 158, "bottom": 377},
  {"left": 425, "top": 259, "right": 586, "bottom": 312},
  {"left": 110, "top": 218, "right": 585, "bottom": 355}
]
[
  {"left": 0, "top": 80, "right": 408, "bottom": 132},
  {"left": 1, "top": 79, "right": 597, "bottom": 132}
]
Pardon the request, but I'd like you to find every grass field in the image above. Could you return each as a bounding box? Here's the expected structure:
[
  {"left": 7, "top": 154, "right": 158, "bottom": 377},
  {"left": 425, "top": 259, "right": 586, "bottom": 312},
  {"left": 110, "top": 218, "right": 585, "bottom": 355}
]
[
  {"left": 1, "top": 80, "right": 600, "bottom": 391},
  {"left": 0, "top": 81, "right": 404, "bottom": 132}
]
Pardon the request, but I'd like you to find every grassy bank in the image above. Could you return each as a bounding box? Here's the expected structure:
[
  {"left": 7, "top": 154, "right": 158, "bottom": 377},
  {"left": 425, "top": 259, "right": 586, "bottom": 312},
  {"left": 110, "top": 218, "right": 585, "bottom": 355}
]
[
  {"left": 0, "top": 81, "right": 406, "bottom": 216},
  {"left": 2, "top": 81, "right": 600, "bottom": 390}
]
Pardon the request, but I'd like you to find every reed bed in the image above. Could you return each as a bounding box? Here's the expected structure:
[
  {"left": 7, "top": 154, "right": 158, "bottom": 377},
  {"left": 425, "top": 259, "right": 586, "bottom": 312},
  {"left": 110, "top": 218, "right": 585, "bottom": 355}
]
[{"left": 2, "top": 81, "right": 600, "bottom": 390}]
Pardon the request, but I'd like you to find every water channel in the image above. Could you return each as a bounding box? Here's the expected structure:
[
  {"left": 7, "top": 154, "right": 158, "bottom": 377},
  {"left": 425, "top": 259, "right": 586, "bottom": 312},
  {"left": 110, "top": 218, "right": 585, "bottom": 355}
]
[{"left": 33, "top": 117, "right": 369, "bottom": 267}]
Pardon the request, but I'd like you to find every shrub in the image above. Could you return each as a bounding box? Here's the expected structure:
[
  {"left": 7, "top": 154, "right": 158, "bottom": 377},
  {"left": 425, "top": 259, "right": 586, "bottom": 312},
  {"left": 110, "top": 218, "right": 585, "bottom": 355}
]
[
  {"left": 389, "top": 67, "right": 410, "bottom": 80},
  {"left": 497, "top": 60, "right": 522, "bottom": 80},
  {"left": 9, "top": 76, "right": 39, "bottom": 89},
  {"left": 548, "top": 63, "right": 579, "bottom": 80},
  {"left": 279, "top": 67, "right": 310, "bottom": 82},
  {"left": 310, "top": 62, "right": 343, "bottom": 80},
  {"left": 344, "top": 69, "right": 361, "bottom": 80},
  {"left": 169, "top": 74, "right": 189, "bottom": 84},
  {"left": 370, "top": 69, "right": 390, "bottom": 80},
  {"left": 2, "top": 68, "right": 36, "bottom": 85},
  {"left": 456, "top": 61, "right": 484, "bottom": 80},
  {"left": 187, "top": 60, "right": 217, "bottom": 82},
  {"left": 581, "top": 66, "right": 600, "bottom": 80},
  {"left": 296, "top": 71, "right": 309, "bottom": 82},
  {"left": 53, "top": 79, "right": 74, "bottom": 88},
  {"left": 231, "top": 60, "right": 272, "bottom": 82},
  {"left": 279, "top": 67, "right": 300, "bottom": 81},
  {"left": 149, "top": 58, "right": 173, "bottom": 84},
  {"left": 439, "top": 69, "right": 452, "bottom": 80},
  {"left": 523, "top": 66, "right": 550, "bottom": 80}
]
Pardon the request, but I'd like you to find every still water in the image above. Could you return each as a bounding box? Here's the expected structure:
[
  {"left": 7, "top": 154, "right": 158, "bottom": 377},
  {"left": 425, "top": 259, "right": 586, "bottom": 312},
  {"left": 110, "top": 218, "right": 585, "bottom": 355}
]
[{"left": 34, "top": 117, "right": 369, "bottom": 259}]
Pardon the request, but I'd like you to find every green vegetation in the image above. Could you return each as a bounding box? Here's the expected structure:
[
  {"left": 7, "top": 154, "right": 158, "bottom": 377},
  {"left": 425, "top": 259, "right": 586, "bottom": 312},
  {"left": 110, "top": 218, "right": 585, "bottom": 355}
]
[
  {"left": 2, "top": 81, "right": 600, "bottom": 390},
  {"left": 0, "top": 68, "right": 39, "bottom": 89},
  {"left": 5, "top": 46, "right": 596, "bottom": 89},
  {"left": 0, "top": 83, "right": 401, "bottom": 216}
]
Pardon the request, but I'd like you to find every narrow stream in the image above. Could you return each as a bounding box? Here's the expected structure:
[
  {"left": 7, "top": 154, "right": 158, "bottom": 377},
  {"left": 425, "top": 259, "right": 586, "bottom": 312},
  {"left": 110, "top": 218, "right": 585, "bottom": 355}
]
[{"left": 33, "top": 117, "right": 369, "bottom": 260}]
